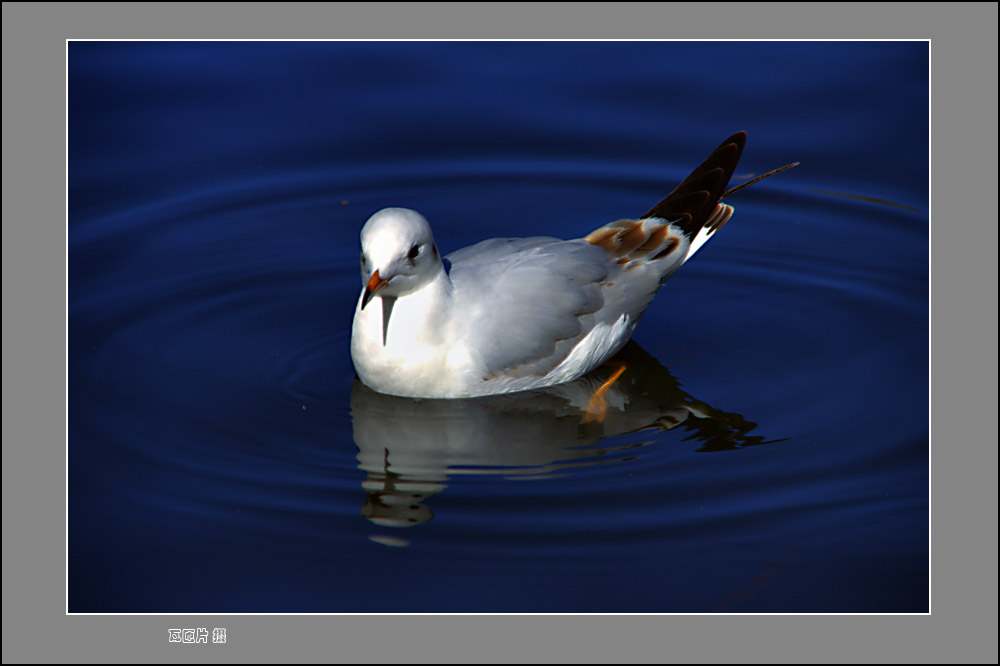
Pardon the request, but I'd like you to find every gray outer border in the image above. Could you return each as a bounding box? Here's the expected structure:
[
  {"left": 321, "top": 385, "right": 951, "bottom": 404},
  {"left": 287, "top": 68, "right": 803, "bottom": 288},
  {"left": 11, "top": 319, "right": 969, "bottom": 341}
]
[{"left": 3, "top": 2, "right": 996, "bottom": 664}]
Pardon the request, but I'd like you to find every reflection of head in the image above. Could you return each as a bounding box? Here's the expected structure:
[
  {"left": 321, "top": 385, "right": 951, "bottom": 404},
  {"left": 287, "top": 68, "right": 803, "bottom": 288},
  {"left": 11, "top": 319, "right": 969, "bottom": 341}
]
[
  {"left": 360, "top": 490, "right": 435, "bottom": 527},
  {"left": 359, "top": 476, "right": 444, "bottom": 528}
]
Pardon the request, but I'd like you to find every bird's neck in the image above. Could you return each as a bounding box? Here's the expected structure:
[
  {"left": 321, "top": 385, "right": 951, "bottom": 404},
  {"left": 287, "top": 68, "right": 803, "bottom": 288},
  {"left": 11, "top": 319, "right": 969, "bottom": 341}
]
[{"left": 381, "top": 269, "right": 453, "bottom": 345}]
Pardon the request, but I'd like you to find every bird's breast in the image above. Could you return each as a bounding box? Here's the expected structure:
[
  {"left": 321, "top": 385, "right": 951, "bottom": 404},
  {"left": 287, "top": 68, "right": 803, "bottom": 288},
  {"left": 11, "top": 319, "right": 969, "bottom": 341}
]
[{"left": 350, "top": 286, "right": 475, "bottom": 398}]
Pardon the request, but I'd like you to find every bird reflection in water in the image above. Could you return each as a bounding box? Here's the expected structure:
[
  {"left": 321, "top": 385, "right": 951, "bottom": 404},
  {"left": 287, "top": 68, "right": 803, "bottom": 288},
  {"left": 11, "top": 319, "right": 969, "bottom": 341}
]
[{"left": 352, "top": 341, "right": 784, "bottom": 535}]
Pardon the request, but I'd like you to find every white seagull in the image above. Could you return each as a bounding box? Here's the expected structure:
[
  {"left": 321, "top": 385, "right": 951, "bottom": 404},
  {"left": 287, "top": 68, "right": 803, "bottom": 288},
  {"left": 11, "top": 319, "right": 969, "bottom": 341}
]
[{"left": 351, "top": 132, "right": 796, "bottom": 399}]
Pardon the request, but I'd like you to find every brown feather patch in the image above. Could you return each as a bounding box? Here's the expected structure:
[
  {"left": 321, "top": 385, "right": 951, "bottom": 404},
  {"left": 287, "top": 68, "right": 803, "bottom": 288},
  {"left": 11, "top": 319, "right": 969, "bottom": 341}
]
[
  {"left": 705, "top": 203, "right": 734, "bottom": 233},
  {"left": 632, "top": 225, "right": 670, "bottom": 257},
  {"left": 650, "top": 236, "right": 680, "bottom": 261},
  {"left": 584, "top": 219, "right": 639, "bottom": 253},
  {"left": 614, "top": 222, "right": 649, "bottom": 256},
  {"left": 583, "top": 227, "right": 621, "bottom": 252}
]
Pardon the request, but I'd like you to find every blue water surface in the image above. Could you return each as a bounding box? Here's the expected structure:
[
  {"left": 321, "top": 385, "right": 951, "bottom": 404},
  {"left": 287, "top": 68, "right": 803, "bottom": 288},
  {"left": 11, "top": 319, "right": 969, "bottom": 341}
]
[{"left": 69, "top": 41, "right": 929, "bottom": 613}]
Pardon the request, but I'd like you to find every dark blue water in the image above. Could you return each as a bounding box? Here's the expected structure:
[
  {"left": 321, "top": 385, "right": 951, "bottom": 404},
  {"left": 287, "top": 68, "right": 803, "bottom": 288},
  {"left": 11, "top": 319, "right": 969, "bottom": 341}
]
[{"left": 69, "top": 41, "right": 928, "bottom": 613}]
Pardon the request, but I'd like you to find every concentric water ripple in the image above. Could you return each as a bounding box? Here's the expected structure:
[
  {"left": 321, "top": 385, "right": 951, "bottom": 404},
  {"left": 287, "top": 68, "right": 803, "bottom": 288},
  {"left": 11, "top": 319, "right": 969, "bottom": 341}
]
[{"left": 69, "top": 41, "right": 928, "bottom": 613}]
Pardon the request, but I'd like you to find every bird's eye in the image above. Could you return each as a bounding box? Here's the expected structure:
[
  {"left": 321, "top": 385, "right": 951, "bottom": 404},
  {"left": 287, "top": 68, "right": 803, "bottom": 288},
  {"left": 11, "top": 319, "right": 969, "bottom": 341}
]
[
  {"left": 360, "top": 253, "right": 367, "bottom": 265},
  {"left": 407, "top": 244, "right": 420, "bottom": 260}
]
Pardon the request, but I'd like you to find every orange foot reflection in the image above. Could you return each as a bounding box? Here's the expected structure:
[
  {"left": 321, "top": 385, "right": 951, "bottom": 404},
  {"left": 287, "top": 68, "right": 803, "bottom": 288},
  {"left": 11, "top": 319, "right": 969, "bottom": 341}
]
[{"left": 583, "top": 363, "right": 627, "bottom": 424}]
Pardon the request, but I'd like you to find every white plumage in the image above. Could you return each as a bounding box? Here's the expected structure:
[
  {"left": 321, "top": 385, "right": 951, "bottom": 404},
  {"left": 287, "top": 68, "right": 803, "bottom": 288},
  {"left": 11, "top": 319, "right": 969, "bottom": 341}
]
[{"left": 350, "top": 132, "right": 795, "bottom": 398}]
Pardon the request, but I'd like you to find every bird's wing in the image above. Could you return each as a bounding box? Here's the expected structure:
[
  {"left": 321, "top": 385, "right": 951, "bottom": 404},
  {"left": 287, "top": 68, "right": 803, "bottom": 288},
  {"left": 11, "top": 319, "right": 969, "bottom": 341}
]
[
  {"left": 447, "top": 238, "right": 621, "bottom": 380},
  {"left": 442, "top": 132, "right": 757, "bottom": 385},
  {"left": 445, "top": 236, "right": 563, "bottom": 266}
]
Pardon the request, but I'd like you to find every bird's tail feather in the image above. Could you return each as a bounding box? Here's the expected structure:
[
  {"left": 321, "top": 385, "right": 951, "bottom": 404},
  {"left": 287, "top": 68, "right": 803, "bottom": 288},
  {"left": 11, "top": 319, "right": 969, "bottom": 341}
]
[{"left": 583, "top": 132, "right": 795, "bottom": 268}]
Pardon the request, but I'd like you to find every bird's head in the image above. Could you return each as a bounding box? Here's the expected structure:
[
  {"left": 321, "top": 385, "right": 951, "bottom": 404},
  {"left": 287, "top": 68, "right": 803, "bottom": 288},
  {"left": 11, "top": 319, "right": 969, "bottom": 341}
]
[{"left": 358, "top": 208, "right": 444, "bottom": 309}]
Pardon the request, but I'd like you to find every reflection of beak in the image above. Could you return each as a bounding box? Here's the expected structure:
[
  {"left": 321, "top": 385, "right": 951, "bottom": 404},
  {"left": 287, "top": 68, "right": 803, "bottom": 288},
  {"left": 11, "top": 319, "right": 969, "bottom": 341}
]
[{"left": 361, "top": 269, "right": 389, "bottom": 309}]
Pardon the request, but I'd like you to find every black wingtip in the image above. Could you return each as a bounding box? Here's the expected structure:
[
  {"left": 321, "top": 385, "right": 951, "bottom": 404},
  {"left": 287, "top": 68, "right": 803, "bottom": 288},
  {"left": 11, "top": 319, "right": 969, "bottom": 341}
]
[
  {"left": 640, "top": 132, "right": 749, "bottom": 238},
  {"left": 723, "top": 130, "right": 748, "bottom": 150}
]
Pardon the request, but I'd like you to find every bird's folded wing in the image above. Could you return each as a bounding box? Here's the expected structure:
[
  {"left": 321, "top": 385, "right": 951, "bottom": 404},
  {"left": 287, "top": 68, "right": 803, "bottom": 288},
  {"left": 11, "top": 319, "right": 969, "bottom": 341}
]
[{"left": 447, "top": 238, "right": 613, "bottom": 379}]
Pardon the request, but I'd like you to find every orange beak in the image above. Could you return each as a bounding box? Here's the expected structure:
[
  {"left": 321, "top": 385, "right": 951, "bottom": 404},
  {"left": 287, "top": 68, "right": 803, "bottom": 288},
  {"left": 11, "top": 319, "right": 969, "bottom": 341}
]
[{"left": 361, "top": 269, "right": 389, "bottom": 309}]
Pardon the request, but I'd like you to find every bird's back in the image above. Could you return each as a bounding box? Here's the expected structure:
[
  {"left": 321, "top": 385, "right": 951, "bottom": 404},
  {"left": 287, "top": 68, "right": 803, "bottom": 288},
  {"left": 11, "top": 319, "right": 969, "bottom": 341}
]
[{"left": 445, "top": 133, "right": 751, "bottom": 393}]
